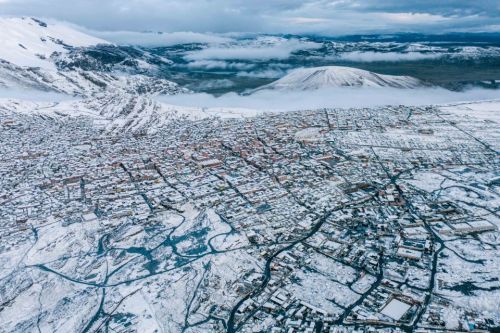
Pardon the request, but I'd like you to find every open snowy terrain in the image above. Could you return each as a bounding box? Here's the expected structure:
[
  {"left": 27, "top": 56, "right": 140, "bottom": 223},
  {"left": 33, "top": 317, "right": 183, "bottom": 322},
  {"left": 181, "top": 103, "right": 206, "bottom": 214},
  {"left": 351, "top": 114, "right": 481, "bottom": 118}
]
[{"left": 0, "top": 17, "right": 108, "bottom": 70}]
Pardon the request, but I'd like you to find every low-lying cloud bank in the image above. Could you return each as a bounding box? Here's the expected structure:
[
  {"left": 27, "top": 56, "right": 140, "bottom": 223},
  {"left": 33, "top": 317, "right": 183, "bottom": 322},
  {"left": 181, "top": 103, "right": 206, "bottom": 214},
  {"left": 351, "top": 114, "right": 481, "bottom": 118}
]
[
  {"left": 185, "top": 60, "right": 255, "bottom": 70},
  {"left": 236, "top": 67, "right": 291, "bottom": 79},
  {"left": 1, "top": 87, "right": 497, "bottom": 119},
  {"left": 184, "top": 60, "right": 292, "bottom": 78},
  {"left": 184, "top": 37, "right": 321, "bottom": 61},
  {"left": 0, "top": 88, "right": 77, "bottom": 102},
  {"left": 91, "top": 30, "right": 232, "bottom": 47},
  {"left": 338, "top": 51, "right": 442, "bottom": 62},
  {"left": 158, "top": 87, "right": 500, "bottom": 111}
]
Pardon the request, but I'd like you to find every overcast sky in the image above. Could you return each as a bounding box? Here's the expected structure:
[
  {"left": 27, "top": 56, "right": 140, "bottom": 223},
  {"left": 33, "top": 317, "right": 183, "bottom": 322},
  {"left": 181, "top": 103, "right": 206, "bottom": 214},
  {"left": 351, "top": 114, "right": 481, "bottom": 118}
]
[{"left": 1, "top": 0, "right": 499, "bottom": 35}]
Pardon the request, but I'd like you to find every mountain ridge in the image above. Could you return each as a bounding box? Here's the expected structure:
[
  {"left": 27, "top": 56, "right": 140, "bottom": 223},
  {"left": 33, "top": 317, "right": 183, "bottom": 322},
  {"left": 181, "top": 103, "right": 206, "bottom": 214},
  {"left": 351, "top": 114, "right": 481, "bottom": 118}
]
[{"left": 0, "top": 17, "right": 186, "bottom": 97}]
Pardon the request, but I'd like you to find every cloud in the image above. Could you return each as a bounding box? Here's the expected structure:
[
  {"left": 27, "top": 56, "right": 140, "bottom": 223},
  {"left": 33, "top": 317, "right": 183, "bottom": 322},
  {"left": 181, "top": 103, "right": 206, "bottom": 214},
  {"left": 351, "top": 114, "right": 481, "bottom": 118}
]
[
  {"left": 157, "top": 87, "right": 500, "bottom": 111},
  {"left": 185, "top": 60, "right": 255, "bottom": 70},
  {"left": 376, "top": 12, "right": 450, "bottom": 24},
  {"left": 90, "top": 31, "right": 233, "bottom": 47},
  {"left": 0, "top": 1, "right": 498, "bottom": 36},
  {"left": 287, "top": 17, "right": 333, "bottom": 24},
  {"left": 0, "top": 88, "right": 77, "bottom": 102},
  {"left": 338, "top": 51, "right": 442, "bottom": 62},
  {"left": 340, "top": 0, "right": 499, "bottom": 17},
  {"left": 184, "top": 37, "right": 322, "bottom": 61},
  {"left": 236, "top": 68, "right": 290, "bottom": 79},
  {"left": 188, "top": 79, "right": 236, "bottom": 91},
  {"left": 182, "top": 58, "right": 293, "bottom": 78},
  {"left": 236, "top": 63, "right": 293, "bottom": 78}
]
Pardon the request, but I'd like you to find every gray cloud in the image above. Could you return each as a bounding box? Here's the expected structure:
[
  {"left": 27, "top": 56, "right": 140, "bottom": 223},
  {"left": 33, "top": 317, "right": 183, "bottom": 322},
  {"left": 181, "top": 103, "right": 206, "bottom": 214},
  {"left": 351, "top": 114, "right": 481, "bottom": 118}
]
[
  {"left": 93, "top": 31, "right": 232, "bottom": 47},
  {"left": 0, "top": 0, "right": 498, "bottom": 35},
  {"left": 336, "top": 0, "right": 500, "bottom": 17},
  {"left": 157, "top": 87, "right": 500, "bottom": 111},
  {"left": 185, "top": 60, "right": 255, "bottom": 70},
  {"left": 338, "top": 51, "right": 443, "bottom": 62},
  {"left": 184, "top": 38, "right": 322, "bottom": 61}
]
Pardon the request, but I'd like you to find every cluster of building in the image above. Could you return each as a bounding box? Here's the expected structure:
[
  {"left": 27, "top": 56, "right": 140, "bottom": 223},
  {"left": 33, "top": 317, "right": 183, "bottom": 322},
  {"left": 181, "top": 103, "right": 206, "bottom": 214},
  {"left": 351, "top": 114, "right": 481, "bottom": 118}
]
[{"left": 0, "top": 104, "right": 498, "bottom": 332}]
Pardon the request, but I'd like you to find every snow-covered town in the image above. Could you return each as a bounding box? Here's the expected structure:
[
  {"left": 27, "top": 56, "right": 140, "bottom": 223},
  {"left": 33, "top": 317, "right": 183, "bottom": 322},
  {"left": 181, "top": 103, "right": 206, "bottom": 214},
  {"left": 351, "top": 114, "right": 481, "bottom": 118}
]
[
  {"left": 1, "top": 99, "right": 499, "bottom": 332},
  {"left": 0, "top": 9, "right": 500, "bottom": 333}
]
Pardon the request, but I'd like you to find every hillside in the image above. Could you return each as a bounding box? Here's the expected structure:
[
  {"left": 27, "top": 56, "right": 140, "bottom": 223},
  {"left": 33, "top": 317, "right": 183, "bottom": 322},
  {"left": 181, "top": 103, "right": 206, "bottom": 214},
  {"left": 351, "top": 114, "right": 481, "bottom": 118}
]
[
  {"left": 0, "top": 17, "right": 108, "bottom": 70},
  {"left": 254, "top": 66, "right": 426, "bottom": 91},
  {"left": 0, "top": 17, "right": 185, "bottom": 96}
]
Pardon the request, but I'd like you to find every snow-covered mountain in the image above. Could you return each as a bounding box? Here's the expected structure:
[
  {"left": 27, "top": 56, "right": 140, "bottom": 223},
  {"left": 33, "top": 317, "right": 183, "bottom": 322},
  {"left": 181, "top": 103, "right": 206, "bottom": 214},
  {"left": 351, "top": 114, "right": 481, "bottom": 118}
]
[
  {"left": 0, "top": 17, "right": 186, "bottom": 97},
  {"left": 0, "top": 60, "right": 187, "bottom": 96},
  {"left": 0, "top": 17, "right": 108, "bottom": 70},
  {"left": 253, "top": 66, "right": 426, "bottom": 91},
  {"left": 1, "top": 17, "right": 495, "bottom": 135}
]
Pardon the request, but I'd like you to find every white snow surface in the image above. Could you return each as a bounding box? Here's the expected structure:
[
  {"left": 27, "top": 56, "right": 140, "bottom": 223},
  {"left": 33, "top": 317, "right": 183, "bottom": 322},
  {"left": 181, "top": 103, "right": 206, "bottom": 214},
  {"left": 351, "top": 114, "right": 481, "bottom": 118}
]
[
  {"left": 255, "top": 66, "right": 424, "bottom": 91},
  {"left": 380, "top": 299, "right": 411, "bottom": 321},
  {"left": 0, "top": 17, "right": 108, "bottom": 69},
  {"left": 440, "top": 100, "right": 500, "bottom": 123}
]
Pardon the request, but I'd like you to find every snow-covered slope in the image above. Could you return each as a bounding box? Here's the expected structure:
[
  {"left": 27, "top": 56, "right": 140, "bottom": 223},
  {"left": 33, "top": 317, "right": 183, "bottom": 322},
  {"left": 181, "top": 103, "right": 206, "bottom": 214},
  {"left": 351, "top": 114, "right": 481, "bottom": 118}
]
[
  {"left": 0, "top": 94, "right": 256, "bottom": 133},
  {"left": 254, "top": 66, "right": 425, "bottom": 91},
  {"left": 0, "top": 17, "right": 187, "bottom": 97},
  {"left": 0, "top": 17, "right": 193, "bottom": 133},
  {"left": 0, "top": 95, "right": 192, "bottom": 133},
  {"left": 0, "top": 17, "right": 108, "bottom": 70},
  {"left": 0, "top": 60, "right": 188, "bottom": 96}
]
